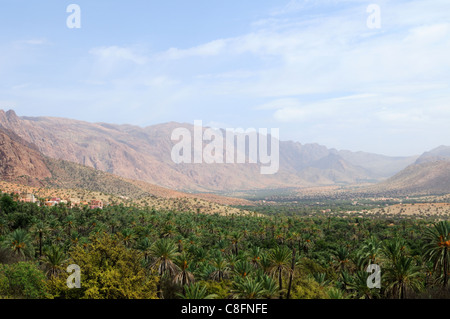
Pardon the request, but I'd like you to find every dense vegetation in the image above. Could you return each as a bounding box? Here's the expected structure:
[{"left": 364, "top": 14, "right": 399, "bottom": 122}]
[{"left": 1, "top": 193, "right": 450, "bottom": 299}]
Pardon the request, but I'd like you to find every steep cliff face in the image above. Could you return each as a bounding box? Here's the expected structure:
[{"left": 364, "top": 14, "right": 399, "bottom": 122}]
[{"left": 0, "top": 127, "right": 52, "bottom": 186}]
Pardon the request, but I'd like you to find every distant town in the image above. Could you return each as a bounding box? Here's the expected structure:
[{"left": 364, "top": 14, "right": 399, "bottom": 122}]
[{"left": 2, "top": 190, "right": 105, "bottom": 210}]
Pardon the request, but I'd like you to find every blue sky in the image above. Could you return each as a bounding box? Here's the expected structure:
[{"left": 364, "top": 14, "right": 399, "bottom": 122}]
[{"left": 1, "top": 0, "right": 450, "bottom": 156}]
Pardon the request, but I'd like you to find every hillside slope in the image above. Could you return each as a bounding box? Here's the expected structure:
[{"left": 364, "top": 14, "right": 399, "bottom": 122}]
[
  {"left": 44, "top": 157, "right": 253, "bottom": 206},
  {"left": 415, "top": 145, "right": 450, "bottom": 164},
  {"left": 371, "top": 160, "right": 450, "bottom": 195}
]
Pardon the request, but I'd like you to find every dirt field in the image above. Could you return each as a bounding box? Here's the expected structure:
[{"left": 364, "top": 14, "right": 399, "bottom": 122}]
[{"left": 368, "top": 202, "right": 450, "bottom": 216}]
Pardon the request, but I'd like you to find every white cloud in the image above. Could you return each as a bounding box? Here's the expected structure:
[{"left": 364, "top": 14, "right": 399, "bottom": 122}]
[
  {"left": 405, "top": 23, "right": 450, "bottom": 45},
  {"left": 271, "top": 94, "right": 378, "bottom": 123},
  {"left": 254, "top": 98, "right": 302, "bottom": 110},
  {"left": 20, "top": 39, "right": 48, "bottom": 45},
  {"left": 87, "top": 46, "right": 149, "bottom": 81},
  {"left": 163, "top": 39, "right": 227, "bottom": 59},
  {"left": 144, "top": 76, "right": 179, "bottom": 88},
  {"left": 89, "top": 46, "right": 147, "bottom": 65},
  {"left": 6, "top": 0, "right": 450, "bottom": 155},
  {"left": 196, "top": 70, "right": 256, "bottom": 80}
]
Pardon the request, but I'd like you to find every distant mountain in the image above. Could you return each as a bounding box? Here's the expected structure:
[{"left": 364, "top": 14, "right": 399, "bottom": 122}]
[
  {"left": 296, "top": 153, "right": 372, "bottom": 184},
  {"left": 369, "top": 146, "right": 450, "bottom": 195},
  {"left": 0, "top": 109, "right": 418, "bottom": 192},
  {"left": 373, "top": 160, "right": 450, "bottom": 195},
  {"left": 415, "top": 145, "right": 450, "bottom": 164},
  {"left": 338, "top": 150, "right": 419, "bottom": 179},
  {"left": 0, "top": 123, "right": 251, "bottom": 207}
]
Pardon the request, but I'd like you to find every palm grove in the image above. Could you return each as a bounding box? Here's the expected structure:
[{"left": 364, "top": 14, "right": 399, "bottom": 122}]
[{"left": 0, "top": 193, "right": 450, "bottom": 299}]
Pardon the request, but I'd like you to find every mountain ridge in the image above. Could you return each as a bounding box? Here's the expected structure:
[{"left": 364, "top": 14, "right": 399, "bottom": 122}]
[
  {"left": 415, "top": 145, "right": 450, "bottom": 164},
  {"left": 0, "top": 109, "right": 419, "bottom": 192},
  {"left": 371, "top": 160, "right": 450, "bottom": 195},
  {"left": 0, "top": 124, "right": 253, "bottom": 209}
]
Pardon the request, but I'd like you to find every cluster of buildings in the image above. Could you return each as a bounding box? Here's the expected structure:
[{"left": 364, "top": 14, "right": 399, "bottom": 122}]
[
  {"left": 43, "top": 197, "right": 69, "bottom": 207},
  {"left": 2, "top": 190, "right": 104, "bottom": 210}
]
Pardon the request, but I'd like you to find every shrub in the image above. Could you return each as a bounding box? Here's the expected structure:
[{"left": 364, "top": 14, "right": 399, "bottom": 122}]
[
  {"left": 290, "top": 275, "right": 328, "bottom": 299},
  {"left": 46, "top": 232, "right": 159, "bottom": 299},
  {"left": 0, "top": 262, "right": 48, "bottom": 298}
]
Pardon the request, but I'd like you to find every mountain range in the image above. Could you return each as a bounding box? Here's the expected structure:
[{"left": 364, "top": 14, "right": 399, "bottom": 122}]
[
  {"left": 0, "top": 109, "right": 424, "bottom": 193},
  {"left": 0, "top": 122, "right": 252, "bottom": 210},
  {"left": 1, "top": 109, "right": 449, "bottom": 197},
  {"left": 370, "top": 146, "right": 450, "bottom": 195}
]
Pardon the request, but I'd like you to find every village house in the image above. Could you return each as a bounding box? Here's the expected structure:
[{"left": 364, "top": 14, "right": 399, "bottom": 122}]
[
  {"left": 3, "top": 190, "right": 106, "bottom": 211},
  {"left": 89, "top": 199, "right": 103, "bottom": 210},
  {"left": 19, "top": 193, "right": 38, "bottom": 204},
  {"left": 45, "top": 197, "right": 61, "bottom": 207}
]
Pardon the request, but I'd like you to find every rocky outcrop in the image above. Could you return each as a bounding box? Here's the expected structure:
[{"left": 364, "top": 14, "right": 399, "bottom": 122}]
[{"left": 0, "top": 127, "right": 52, "bottom": 186}]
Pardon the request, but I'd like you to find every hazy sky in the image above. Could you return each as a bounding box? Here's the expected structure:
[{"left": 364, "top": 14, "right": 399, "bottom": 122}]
[{"left": 0, "top": 0, "right": 449, "bottom": 156}]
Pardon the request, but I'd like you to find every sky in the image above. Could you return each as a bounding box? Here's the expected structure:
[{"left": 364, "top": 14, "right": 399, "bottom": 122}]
[{"left": 0, "top": 0, "right": 449, "bottom": 156}]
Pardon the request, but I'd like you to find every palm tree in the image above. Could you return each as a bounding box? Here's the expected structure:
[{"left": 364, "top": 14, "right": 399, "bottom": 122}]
[
  {"left": 108, "top": 217, "right": 120, "bottom": 234},
  {"left": 348, "top": 270, "right": 380, "bottom": 299},
  {"left": 229, "top": 232, "right": 243, "bottom": 255},
  {"left": 174, "top": 252, "right": 195, "bottom": 293},
  {"left": 70, "top": 231, "right": 80, "bottom": 244},
  {"left": 327, "top": 287, "right": 346, "bottom": 299},
  {"left": 30, "top": 220, "right": 49, "bottom": 258},
  {"left": 225, "top": 254, "right": 239, "bottom": 271},
  {"left": 64, "top": 215, "right": 75, "bottom": 237},
  {"left": 359, "top": 236, "right": 381, "bottom": 266},
  {"left": 267, "top": 246, "right": 292, "bottom": 299},
  {"left": 191, "top": 246, "right": 208, "bottom": 263},
  {"left": 257, "top": 274, "right": 280, "bottom": 299},
  {"left": 382, "top": 238, "right": 406, "bottom": 266},
  {"left": 197, "top": 263, "right": 215, "bottom": 281},
  {"left": 259, "top": 252, "right": 272, "bottom": 274},
  {"left": 286, "top": 247, "right": 296, "bottom": 299},
  {"left": 234, "top": 260, "right": 253, "bottom": 278},
  {"left": 232, "top": 277, "right": 266, "bottom": 299},
  {"left": 210, "top": 254, "right": 230, "bottom": 281},
  {"left": 0, "top": 216, "right": 8, "bottom": 235},
  {"left": 149, "top": 238, "right": 180, "bottom": 298},
  {"left": 313, "top": 272, "right": 331, "bottom": 287},
  {"left": 43, "top": 245, "right": 67, "bottom": 278},
  {"left": 383, "top": 255, "right": 422, "bottom": 299},
  {"left": 150, "top": 238, "right": 180, "bottom": 275},
  {"left": 137, "top": 236, "right": 153, "bottom": 262},
  {"left": 2, "top": 228, "right": 34, "bottom": 258},
  {"left": 333, "top": 246, "right": 351, "bottom": 272},
  {"left": 249, "top": 247, "right": 261, "bottom": 269},
  {"left": 121, "top": 228, "right": 135, "bottom": 247},
  {"left": 340, "top": 270, "right": 353, "bottom": 291},
  {"left": 177, "top": 283, "right": 217, "bottom": 299},
  {"left": 424, "top": 221, "right": 450, "bottom": 288},
  {"left": 301, "top": 235, "right": 313, "bottom": 255}
]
